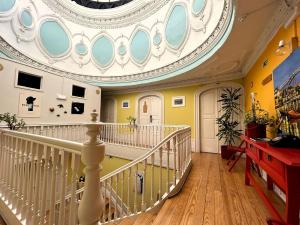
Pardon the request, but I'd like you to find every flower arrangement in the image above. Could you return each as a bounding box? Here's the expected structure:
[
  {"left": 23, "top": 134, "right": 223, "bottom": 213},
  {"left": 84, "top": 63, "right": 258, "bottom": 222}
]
[{"left": 244, "top": 101, "right": 270, "bottom": 125}]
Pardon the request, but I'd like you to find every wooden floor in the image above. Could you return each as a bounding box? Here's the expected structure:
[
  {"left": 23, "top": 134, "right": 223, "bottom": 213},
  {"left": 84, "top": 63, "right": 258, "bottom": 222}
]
[{"left": 151, "top": 153, "right": 285, "bottom": 225}]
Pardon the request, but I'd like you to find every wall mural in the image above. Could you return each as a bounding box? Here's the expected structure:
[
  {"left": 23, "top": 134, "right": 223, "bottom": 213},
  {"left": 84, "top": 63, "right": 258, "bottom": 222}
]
[{"left": 0, "top": 0, "right": 235, "bottom": 86}]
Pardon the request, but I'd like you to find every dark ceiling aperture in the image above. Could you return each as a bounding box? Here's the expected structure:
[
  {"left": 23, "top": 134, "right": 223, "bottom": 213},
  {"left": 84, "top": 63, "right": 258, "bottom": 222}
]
[{"left": 71, "top": 0, "right": 133, "bottom": 9}]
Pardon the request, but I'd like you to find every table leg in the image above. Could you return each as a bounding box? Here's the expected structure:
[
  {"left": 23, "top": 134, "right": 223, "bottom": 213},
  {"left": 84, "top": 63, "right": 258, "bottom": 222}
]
[
  {"left": 285, "top": 166, "right": 300, "bottom": 225},
  {"left": 245, "top": 154, "right": 251, "bottom": 185},
  {"left": 267, "top": 175, "right": 273, "bottom": 191}
]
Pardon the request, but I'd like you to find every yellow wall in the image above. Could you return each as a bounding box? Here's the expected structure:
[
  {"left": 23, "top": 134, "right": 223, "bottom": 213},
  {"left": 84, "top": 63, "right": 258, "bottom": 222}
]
[
  {"left": 107, "top": 79, "right": 243, "bottom": 139},
  {"left": 244, "top": 18, "right": 300, "bottom": 117}
]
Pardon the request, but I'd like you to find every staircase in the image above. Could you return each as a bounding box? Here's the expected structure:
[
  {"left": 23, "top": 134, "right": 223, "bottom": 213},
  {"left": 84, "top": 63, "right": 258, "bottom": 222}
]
[{"left": 0, "top": 113, "right": 192, "bottom": 225}]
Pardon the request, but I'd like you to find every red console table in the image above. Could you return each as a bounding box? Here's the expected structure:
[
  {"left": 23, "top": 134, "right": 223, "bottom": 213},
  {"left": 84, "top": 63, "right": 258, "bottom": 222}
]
[{"left": 241, "top": 135, "right": 300, "bottom": 225}]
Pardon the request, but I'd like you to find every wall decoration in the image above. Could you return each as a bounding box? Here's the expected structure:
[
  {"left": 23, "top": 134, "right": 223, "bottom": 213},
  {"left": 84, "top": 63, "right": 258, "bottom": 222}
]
[
  {"left": 38, "top": 18, "right": 71, "bottom": 58},
  {"left": 92, "top": 34, "right": 114, "bottom": 68},
  {"left": 273, "top": 47, "right": 300, "bottom": 137},
  {"left": 18, "top": 92, "right": 41, "bottom": 117},
  {"left": 71, "top": 102, "right": 85, "bottom": 114},
  {"left": 262, "top": 74, "right": 272, "bottom": 86},
  {"left": 143, "top": 101, "right": 148, "bottom": 113},
  {"left": 172, "top": 96, "right": 185, "bottom": 107},
  {"left": 165, "top": 4, "right": 188, "bottom": 50},
  {"left": 122, "top": 100, "right": 130, "bottom": 109},
  {"left": 130, "top": 28, "right": 150, "bottom": 65},
  {"left": 0, "top": 64, "right": 3, "bottom": 71}
]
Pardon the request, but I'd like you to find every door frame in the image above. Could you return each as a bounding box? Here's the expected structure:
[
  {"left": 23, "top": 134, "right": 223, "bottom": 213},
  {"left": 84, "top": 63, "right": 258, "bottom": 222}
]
[
  {"left": 194, "top": 82, "right": 244, "bottom": 153},
  {"left": 135, "top": 92, "right": 164, "bottom": 124},
  {"left": 101, "top": 96, "right": 117, "bottom": 123}
]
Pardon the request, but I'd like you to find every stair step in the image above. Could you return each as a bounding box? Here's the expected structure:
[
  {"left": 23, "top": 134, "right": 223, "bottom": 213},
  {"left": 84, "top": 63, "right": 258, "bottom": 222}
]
[{"left": 133, "top": 212, "right": 157, "bottom": 225}]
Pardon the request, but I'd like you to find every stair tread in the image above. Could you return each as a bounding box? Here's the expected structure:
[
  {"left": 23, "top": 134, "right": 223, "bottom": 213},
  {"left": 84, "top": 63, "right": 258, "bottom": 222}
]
[
  {"left": 133, "top": 212, "right": 157, "bottom": 225},
  {"left": 106, "top": 218, "right": 135, "bottom": 225}
]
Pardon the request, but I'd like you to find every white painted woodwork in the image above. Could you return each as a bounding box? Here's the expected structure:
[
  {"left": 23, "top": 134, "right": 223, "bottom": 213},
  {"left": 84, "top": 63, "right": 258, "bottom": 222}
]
[
  {"left": 0, "top": 119, "right": 192, "bottom": 225},
  {"left": 200, "top": 89, "right": 219, "bottom": 153},
  {"left": 101, "top": 98, "right": 116, "bottom": 123},
  {"left": 139, "top": 96, "right": 162, "bottom": 125}
]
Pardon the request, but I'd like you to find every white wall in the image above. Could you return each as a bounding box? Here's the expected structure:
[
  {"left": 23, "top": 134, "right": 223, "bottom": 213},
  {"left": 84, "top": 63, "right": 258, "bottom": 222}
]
[{"left": 0, "top": 58, "right": 101, "bottom": 124}]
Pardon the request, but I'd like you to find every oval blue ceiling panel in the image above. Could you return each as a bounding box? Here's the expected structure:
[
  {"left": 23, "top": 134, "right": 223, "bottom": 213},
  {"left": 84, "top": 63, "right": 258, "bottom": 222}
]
[
  {"left": 118, "top": 42, "right": 127, "bottom": 56},
  {"left": 40, "top": 20, "right": 70, "bottom": 57},
  {"left": 75, "top": 41, "right": 88, "bottom": 56},
  {"left": 130, "top": 30, "right": 150, "bottom": 64},
  {"left": 0, "top": 0, "right": 16, "bottom": 12},
  {"left": 153, "top": 31, "right": 162, "bottom": 46},
  {"left": 20, "top": 10, "right": 33, "bottom": 28},
  {"left": 92, "top": 36, "right": 114, "bottom": 67},
  {"left": 165, "top": 5, "right": 188, "bottom": 50},
  {"left": 192, "top": 0, "right": 206, "bottom": 15}
]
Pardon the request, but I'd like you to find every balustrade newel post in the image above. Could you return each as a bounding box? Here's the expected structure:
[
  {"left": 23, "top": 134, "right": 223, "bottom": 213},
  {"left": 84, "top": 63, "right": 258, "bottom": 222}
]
[{"left": 78, "top": 112, "right": 105, "bottom": 225}]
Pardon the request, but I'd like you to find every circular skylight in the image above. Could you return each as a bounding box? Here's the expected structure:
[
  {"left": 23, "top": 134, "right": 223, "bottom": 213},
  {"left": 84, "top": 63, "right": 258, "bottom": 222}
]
[{"left": 71, "top": 0, "right": 134, "bottom": 9}]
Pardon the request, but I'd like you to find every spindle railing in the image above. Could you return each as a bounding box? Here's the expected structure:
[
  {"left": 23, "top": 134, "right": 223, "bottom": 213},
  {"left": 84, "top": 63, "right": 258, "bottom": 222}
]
[{"left": 0, "top": 118, "right": 191, "bottom": 225}]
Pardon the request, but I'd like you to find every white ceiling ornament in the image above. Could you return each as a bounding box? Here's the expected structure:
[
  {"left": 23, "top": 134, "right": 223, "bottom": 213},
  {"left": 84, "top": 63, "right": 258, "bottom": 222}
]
[
  {"left": 115, "top": 35, "right": 130, "bottom": 67},
  {"left": 71, "top": 32, "right": 91, "bottom": 68},
  {"left": 11, "top": 1, "right": 38, "bottom": 43},
  {"left": 42, "top": 0, "right": 171, "bottom": 29},
  {"left": 150, "top": 21, "right": 166, "bottom": 58}
]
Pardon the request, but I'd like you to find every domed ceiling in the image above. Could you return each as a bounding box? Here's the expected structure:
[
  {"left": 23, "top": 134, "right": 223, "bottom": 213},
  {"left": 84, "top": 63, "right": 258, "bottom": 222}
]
[{"left": 0, "top": 0, "right": 235, "bottom": 86}]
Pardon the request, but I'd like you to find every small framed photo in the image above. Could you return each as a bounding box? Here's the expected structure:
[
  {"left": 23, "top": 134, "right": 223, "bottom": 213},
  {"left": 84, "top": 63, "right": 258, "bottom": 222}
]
[
  {"left": 172, "top": 96, "right": 185, "bottom": 107},
  {"left": 122, "top": 100, "right": 130, "bottom": 108}
]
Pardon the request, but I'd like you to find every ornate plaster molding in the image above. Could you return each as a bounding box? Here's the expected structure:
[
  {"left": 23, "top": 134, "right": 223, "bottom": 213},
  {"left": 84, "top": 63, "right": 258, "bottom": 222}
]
[{"left": 42, "top": 0, "right": 171, "bottom": 29}]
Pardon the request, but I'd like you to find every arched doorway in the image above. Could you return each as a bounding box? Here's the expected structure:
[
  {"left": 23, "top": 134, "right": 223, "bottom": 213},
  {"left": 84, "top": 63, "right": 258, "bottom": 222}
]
[
  {"left": 194, "top": 82, "right": 244, "bottom": 153},
  {"left": 136, "top": 93, "right": 164, "bottom": 125},
  {"left": 100, "top": 97, "right": 116, "bottom": 123}
]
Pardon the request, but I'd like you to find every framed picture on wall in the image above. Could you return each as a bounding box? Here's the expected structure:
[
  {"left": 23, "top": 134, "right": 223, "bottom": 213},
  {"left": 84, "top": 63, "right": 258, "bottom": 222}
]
[
  {"left": 18, "top": 92, "right": 41, "bottom": 117},
  {"left": 172, "top": 96, "right": 185, "bottom": 107},
  {"left": 122, "top": 100, "right": 130, "bottom": 108}
]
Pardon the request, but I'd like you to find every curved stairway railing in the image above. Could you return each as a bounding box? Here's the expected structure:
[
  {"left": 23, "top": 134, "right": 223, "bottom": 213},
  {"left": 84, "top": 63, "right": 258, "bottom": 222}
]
[{"left": 0, "top": 114, "right": 192, "bottom": 225}]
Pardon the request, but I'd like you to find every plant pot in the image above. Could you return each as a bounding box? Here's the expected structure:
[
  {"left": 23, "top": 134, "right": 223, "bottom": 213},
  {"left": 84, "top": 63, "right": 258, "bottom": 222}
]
[
  {"left": 221, "top": 145, "right": 235, "bottom": 160},
  {"left": 245, "top": 123, "right": 266, "bottom": 139}
]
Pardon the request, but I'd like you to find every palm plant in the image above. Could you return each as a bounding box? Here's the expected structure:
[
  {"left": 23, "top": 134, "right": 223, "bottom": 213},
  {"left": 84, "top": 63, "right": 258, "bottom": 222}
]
[{"left": 216, "top": 88, "right": 242, "bottom": 146}]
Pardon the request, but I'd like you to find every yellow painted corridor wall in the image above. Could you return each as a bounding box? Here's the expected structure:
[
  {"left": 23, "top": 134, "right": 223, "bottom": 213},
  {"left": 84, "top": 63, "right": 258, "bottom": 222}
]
[{"left": 244, "top": 18, "right": 300, "bottom": 117}]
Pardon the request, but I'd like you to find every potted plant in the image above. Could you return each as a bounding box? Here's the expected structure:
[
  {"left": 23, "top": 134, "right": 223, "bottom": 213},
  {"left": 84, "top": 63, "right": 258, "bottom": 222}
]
[
  {"left": 126, "top": 116, "right": 137, "bottom": 128},
  {"left": 244, "top": 101, "right": 269, "bottom": 138},
  {"left": 216, "top": 88, "right": 242, "bottom": 159},
  {"left": 0, "top": 113, "right": 26, "bottom": 130}
]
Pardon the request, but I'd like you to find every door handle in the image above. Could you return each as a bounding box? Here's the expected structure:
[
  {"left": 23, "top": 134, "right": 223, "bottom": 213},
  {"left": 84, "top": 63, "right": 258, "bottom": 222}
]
[{"left": 150, "top": 115, "right": 153, "bottom": 123}]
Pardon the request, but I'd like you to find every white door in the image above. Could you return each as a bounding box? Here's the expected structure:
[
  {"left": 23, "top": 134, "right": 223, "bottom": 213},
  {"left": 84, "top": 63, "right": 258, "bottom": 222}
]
[
  {"left": 139, "top": 96, "right": 162, "bottom": 125},
  {"left": 200, "top": 89, "right": 219, "bottom": 153},
  {"left": 101, "top": 98, "right": 115, "bottom": 123},
  {"left": 138, "top": 96, "right": 162, "bottom": 146}
]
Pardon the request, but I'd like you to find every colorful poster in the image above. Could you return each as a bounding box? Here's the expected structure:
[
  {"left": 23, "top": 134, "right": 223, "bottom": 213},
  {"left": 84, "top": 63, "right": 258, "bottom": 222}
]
[
  {"left": 18, "top": 92, "right": 41, "bottom": 117},
  {"left": 273, "top": 47, "right": 300, "bottom": 137}
]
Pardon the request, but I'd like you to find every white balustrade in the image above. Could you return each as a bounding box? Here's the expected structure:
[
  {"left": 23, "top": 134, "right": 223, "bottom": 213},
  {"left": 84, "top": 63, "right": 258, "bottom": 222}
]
[{"left": 0, "top": 118, "right": 191, "bottom": 225}]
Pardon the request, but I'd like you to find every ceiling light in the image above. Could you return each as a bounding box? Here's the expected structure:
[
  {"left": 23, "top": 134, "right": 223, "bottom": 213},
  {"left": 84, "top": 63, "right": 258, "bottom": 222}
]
[{"left": 275, "top": 40, "right": 289, "bottom": 56}]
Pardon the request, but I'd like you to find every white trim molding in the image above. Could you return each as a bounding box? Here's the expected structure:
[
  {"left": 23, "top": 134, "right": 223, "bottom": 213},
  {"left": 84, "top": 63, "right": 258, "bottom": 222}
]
[{"left": 194, "top": 82, "right": 244, "bottom": 153}]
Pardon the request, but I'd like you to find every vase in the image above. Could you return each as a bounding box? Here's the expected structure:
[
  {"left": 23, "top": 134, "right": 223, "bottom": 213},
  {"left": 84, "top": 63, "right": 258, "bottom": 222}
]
[{"left": 245, "top": 122, "right": 266, "bottom": 139}]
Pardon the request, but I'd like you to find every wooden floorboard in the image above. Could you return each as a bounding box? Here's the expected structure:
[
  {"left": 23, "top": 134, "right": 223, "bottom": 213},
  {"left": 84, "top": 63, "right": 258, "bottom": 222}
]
[{"left": 152, "top": 153, "right": 285, "bottom": 225}]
